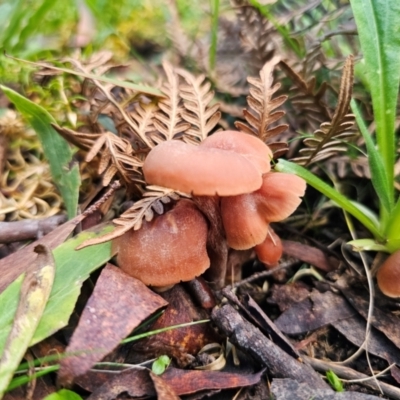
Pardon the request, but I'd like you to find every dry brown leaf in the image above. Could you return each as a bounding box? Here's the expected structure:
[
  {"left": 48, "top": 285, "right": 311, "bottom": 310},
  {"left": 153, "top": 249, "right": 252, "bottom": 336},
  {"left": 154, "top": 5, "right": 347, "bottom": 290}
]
[{"left": 57, "top": 263, "right": 168, "bottom": 386}]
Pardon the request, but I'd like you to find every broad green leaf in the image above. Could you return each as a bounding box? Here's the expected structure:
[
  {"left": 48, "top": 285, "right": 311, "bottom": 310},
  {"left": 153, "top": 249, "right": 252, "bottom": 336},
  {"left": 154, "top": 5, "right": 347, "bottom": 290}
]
[
  {"left": 276, "top": 159, "right": 383, "bottom": 240},
  {"left": 350, "top": 0, "right": 400, "bottom": 205},
  {"left": 0, "top": 246, "right": 55, "bottom": 396},
  {"left": 43, "top": 389, "right": 83, "bottom": 400},
  {"left": 0, "top": 86, "right": 80, "bottom": 219},
  {"left": 351, "top": 99, "right": 392, "bottom": 213},
  {"left": 347, "top": 239, "right": 389, "bottom": 252},
  {"left": 0, "top": 225, "right": 113, "bottom": 355}
]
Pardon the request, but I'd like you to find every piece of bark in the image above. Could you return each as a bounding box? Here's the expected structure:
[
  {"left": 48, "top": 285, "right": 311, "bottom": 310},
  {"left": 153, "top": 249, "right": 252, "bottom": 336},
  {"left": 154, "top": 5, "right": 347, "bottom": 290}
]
[
  {"left": 282, "top": 240, "right": 340, "bottom": 272},
  {"left": 0, "top": 215, "right": 67, "bottom": 244},
  {"left": 185, "top": 277, "right": 216, "bottom": 309},
  {"left": 212, "top": 304, "right": 330, "bottom": 390},
  {"left": 58, "top": 264, "right": 168, "bottom": 386},
  {"left": 222, "top": 289, "right": 299, "bottom": 360},
  {"left": 275, "top": 290, "right": 356, "bottom": 335},
  {"left": 271, "top": 378, "right": 381, "bottom": 400},
  {"left": 304, "top": 356, "right": 400, "bottom": 400}
]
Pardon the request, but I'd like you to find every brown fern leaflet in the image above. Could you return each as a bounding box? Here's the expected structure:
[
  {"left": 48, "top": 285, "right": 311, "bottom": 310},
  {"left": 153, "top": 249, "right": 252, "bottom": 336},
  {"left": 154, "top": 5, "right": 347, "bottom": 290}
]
[
  {"left": 291, "top": 56, "right": 356, "bottom": 166},
  {"left": 151, "top": 61, "right": 190, "bottom": 144},
  {"left": 235, "top": 57, "right": 289, "bottom": 156},
  {"left": 77, "top": 186, "right": 181, "bottom": 248},
  {"left": 178, "top": 69, "right": 221, "bottom": 143}
]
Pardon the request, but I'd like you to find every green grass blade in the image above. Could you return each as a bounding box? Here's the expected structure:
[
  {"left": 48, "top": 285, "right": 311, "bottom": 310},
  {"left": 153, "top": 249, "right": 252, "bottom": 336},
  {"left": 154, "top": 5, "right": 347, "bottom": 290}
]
[
  {"left": 276, "top": 159, "right": 383, "bottom": 240},
  {"left": 209, "top": 0, "right": 220, "bottom": 71},
  {"left": 351, "top": 99, "right": 392, "bottom": 213},
  {"left": 1, "top": 86, "right": 80, "bottom": 219},
  {"left": 350, "top": 0, "right": 400, "bottom": 206}
]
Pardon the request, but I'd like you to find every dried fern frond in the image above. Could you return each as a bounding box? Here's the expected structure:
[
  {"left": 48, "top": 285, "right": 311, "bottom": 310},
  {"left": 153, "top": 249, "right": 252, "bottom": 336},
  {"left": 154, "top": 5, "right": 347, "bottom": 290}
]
[
  {"left": 178, "top": 69, "right": 221, "bottom": 142},
  {"left": 85, "top": 132, "right": 144, "bottom": 186},
  {"left": 77, "top": 186, "right": 181, "bottom": 248},
  {"left": 151, "top": 61, "right": 190, "bottom": 143},
  {"left": 232, "top": 0, "right": 277, "bottom": 68},
  {"left": 279, "top": 59, "right": 331, "bottom": 126},
  {"left": 291, "top": 56, "right": 356, "bottom": 166},
  {"left": 127, "top": 100, "right": 159, "bottom": 149},
  {"left": 235, "top": 57, "right": 289, "bottom": 153}
]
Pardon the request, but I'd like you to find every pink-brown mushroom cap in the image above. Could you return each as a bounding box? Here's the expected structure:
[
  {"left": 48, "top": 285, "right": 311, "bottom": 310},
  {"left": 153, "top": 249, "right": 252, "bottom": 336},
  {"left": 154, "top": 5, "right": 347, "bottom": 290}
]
[
  {"left": 221, "top": 172, "right": 306, "bottom": 250},
  {"left": 255, "top": 228, "right": 283, "bottom": 268},
  {"left": 201, "top": 130, "right": 273, "bottom": 174},
  {"left": 376, "top": 250, "right": 400, "bottom": 298},
  {"left": 113, "top": 199, "right": 210, "bottom": 287},
  {"left": 143, "top": 140, "right": 263, "bottom": 196}
]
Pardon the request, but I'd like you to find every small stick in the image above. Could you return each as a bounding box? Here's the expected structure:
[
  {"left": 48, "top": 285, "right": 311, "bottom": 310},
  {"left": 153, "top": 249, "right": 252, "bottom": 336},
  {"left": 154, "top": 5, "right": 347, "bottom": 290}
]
[{"left": 0, "top": 215, "right": 67, "bottom": 244}]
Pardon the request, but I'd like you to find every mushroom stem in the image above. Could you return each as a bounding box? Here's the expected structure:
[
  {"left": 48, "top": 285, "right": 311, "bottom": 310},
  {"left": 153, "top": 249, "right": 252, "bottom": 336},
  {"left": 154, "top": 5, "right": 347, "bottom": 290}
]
[{"left": 192, "top": 196, "right": 228, "bottom": 289}]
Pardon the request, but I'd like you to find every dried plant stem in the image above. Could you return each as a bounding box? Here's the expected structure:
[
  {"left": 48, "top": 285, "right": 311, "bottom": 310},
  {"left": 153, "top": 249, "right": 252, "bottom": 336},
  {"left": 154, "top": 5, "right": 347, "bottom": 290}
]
[{"left": 304, "top": 356, "right": 400, "bottom": 400}]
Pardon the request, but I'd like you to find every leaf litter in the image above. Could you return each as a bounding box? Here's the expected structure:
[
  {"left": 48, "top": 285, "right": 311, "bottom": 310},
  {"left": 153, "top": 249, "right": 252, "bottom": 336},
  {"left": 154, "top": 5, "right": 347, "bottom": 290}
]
[{"left": 1, "top": 1, "right": 400, "bottom": 399}]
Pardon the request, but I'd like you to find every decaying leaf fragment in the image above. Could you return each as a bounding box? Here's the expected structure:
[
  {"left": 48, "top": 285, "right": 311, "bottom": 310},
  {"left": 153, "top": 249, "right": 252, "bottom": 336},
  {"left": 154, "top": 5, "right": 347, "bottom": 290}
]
[
  {"left": 58, "top": 264, "right": 168, "bottom": 386},
  {"left": 0, "top": 245, "right": 55, "bottom": 396}
]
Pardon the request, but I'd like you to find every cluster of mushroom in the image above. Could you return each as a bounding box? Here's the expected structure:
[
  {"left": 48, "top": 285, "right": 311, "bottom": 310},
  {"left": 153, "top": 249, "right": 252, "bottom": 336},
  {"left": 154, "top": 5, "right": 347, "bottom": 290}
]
[{"left": 113, "top": 131, "right": 306, "bottom": 289}]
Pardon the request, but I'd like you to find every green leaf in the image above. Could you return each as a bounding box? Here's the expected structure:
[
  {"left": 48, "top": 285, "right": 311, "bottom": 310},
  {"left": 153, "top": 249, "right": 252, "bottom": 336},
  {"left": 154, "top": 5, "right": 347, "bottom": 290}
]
[
  {"left": 43, "top": 389, "right": 83, "bottom": 400},
  {"left": 351, "top": 99, "right": 392, "bottom": 213},
  {"left": 347, "top": 239, "right": 389, "bottom": 252},
  {"left": 0, "top": 225, "right": 113, "bottom": 355},
  {"left": 152, "top": 355, "right": 170, "bottom": 375},
  {"left": 0, "top": 86, "right": 80, "bottom": 219},
  {"left": 276, "top": 159, "right": 383, "bottom": 240},
  {"left": 350, "top": 0, "right": 400, "bottom": 206},
  {"left": 385, "top": 198, "right": 400, "bottom": 252},
  {"left": 0, "top": 246, "right": 55, "bottom": 395},
  {"left": 326, "top": 370, "right": 344, "bottom": 392}
]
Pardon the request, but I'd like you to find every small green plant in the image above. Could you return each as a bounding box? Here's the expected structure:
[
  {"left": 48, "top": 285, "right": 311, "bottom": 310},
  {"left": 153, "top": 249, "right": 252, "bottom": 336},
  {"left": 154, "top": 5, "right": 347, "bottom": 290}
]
[
  {"left": 152, "top": 355, "right": 171, "bottom": 375},
  {"left": 276, "top": 0, "right": 400, "bottom": 254},
  {"left": 326, "top": 370, "right": 344, "bottom": 392}
]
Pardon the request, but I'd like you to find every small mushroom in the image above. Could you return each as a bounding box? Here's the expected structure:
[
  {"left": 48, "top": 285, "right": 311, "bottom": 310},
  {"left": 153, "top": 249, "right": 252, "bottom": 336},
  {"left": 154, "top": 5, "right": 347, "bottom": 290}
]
[
  {"left": 376, "top": 250, "right": 400, "bottom": 298},
  {"left": 255, "top": 228, "right": 283, "bottom": 268},
  {"left": 113, "top": 199, "right": 210, "bottom": 288},
  {"left": 221, "top": 172, "right": 306, "bottom": 250},
  {"left": 201, "top": 130, "right": 273, "bottom": 174},
  {"left": 143, "top": 140, "right": 262, "bottom": 196}
]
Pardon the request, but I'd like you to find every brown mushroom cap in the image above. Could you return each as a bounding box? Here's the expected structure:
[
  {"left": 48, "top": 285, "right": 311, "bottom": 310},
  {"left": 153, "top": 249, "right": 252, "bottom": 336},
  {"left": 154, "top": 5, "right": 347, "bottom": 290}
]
[
  {"left": 376, "top": 250, "right": 400, "bottom": 298},
  {"left": 143, "top": 140, "right": 262, "bottom": 196},
  {"left": 221, "top": 172, "right": 306, "bottom": 250},
  {"left": 112, "top": 199, "right": 210, "bottom": 287},
  {"left": 201, "top": 130, "right": 273, "bottom": 173},
  {"left": 221, "top": 193, "right": 269, "bottom": 250},
  {"left": 255, "top": 228, "right": 283, "bottom": 268}
]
